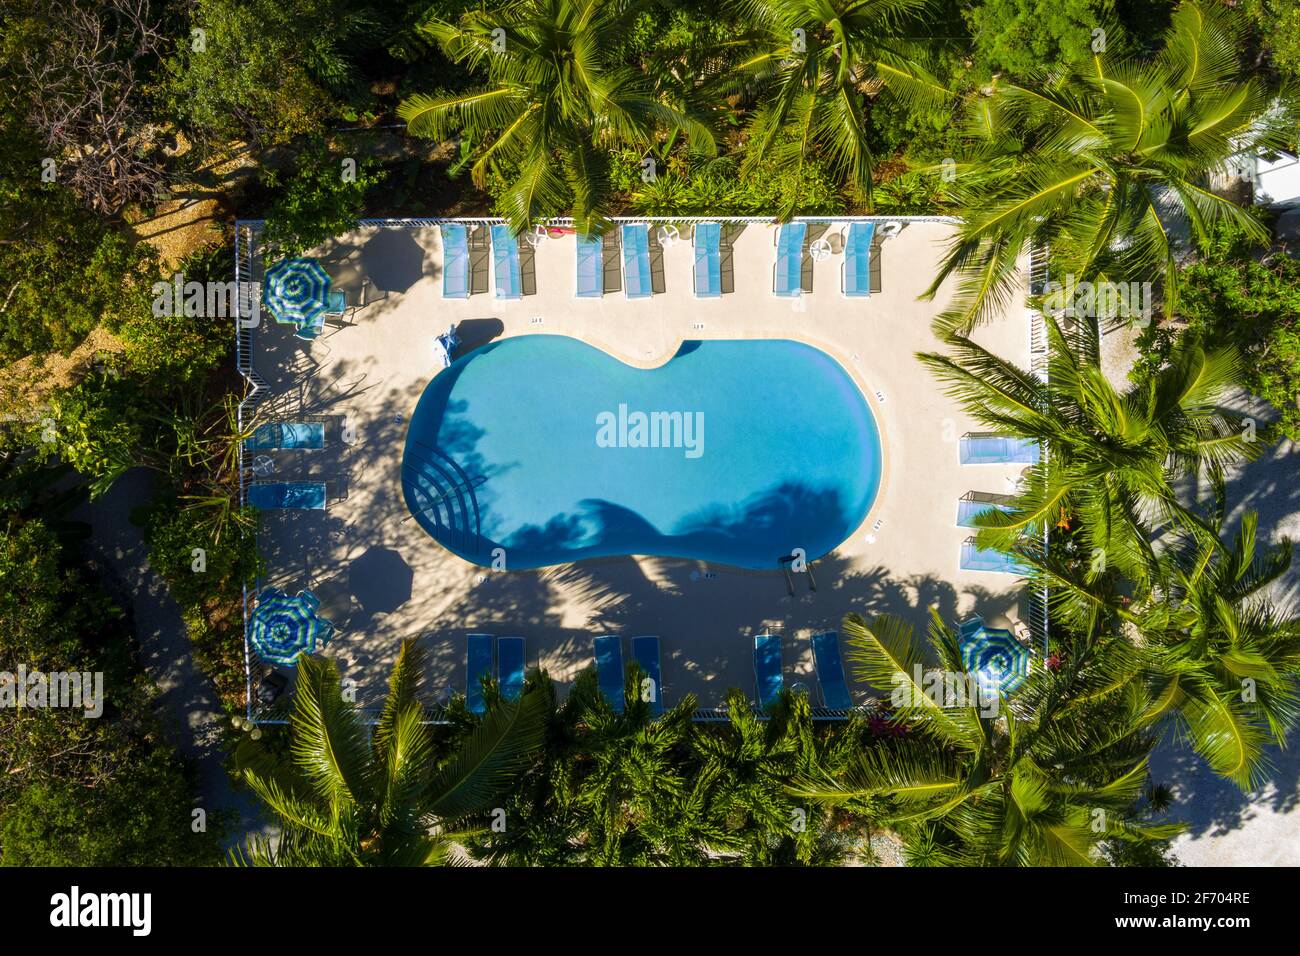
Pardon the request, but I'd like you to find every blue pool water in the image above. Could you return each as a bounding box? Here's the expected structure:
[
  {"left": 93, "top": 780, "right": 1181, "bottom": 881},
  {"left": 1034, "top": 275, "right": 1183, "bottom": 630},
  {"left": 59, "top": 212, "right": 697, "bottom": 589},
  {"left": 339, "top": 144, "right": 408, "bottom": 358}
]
[{"left": 401, "top": 336, "right": 882, "bottom": 570}]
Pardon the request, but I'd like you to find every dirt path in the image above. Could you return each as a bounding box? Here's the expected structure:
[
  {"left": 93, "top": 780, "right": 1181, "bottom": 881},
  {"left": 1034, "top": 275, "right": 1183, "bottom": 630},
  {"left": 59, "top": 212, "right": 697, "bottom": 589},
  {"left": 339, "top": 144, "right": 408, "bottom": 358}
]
[{"left": 74, "top": 468, "right": 271, "bottom": 853}]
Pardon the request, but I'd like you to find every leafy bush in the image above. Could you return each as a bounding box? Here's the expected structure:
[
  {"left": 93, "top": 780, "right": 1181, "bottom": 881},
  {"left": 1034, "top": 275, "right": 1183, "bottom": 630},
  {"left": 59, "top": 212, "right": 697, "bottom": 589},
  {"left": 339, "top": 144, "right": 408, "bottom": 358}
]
[
  {"left": 261, "top": 139, "right": 384, "bottom": 256},
  {"left": 627, "top": 152, "right": 846, "bottom": 218},
  {"left": 1134, "top": 219, "right": 1300, "bottom": 440},
  {"left": 144, "top": 502, "right": 260, "bottom": 709}
]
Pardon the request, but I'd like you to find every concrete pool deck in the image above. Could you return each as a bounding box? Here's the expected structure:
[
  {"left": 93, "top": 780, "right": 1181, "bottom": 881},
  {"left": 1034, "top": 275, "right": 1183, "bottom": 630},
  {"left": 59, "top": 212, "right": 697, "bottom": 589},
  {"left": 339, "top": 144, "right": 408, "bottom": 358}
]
[{"left": 241, "top": 218, "right": 1036, "bottom": 712}]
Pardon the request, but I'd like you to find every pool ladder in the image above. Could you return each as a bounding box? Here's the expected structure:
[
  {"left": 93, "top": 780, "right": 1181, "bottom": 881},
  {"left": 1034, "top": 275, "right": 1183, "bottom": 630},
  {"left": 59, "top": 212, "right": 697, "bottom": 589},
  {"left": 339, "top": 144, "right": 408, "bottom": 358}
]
[{"left": 402, "top": 442, "right": 483, "bottom": 555}]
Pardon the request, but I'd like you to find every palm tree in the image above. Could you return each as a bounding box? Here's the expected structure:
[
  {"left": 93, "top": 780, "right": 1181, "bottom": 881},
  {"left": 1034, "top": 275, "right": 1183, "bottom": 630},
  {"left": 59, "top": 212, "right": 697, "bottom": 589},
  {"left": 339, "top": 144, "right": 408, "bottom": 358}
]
[
  {"left": 792, "top": 611, "right": 1180, "bottom": 865},
  {"left": 1104, "top": 507, "right": 1299, "bottom": 790},
  {"left": 918, "top": 315, "right": 1259, "bottom": 590},
  {"left": 926, "top": 0, "right": 1296, "bottom": 330},
  {"left": 398, "top": 0, "right": 715, "bottom": 234},
  {"left": 731, "top": 0, "right": 949, "bottom": 215},
  {"left": 231, "top": 641, "right": 548, "bottom": 866}
]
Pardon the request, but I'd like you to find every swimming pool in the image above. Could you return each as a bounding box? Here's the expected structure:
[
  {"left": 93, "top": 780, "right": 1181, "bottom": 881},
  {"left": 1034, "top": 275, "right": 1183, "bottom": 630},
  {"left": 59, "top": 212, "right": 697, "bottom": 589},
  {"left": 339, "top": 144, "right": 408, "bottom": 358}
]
[{"left": 401, "top": 335, "right": 882, "bottom": 570}]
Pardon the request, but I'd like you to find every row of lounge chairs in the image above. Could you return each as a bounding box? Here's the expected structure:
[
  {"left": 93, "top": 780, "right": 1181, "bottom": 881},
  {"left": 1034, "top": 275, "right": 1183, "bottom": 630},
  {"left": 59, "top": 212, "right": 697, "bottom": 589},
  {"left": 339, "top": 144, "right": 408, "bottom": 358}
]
[
  {"left": 462, "top": 630, "right": 857, "bottom": 717},
  {"left": 957, "top": 433, "right": 1040, "bottom": 574},
  {"left": 439, "top": 221, "right": 885, "bottom": 301}
]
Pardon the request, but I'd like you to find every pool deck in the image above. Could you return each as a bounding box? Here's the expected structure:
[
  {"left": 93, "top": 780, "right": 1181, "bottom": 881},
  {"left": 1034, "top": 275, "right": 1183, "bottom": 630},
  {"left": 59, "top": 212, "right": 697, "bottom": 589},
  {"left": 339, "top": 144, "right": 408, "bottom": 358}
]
[{"left": 243, "top": 218, "right": 1036, "bottom": 713}]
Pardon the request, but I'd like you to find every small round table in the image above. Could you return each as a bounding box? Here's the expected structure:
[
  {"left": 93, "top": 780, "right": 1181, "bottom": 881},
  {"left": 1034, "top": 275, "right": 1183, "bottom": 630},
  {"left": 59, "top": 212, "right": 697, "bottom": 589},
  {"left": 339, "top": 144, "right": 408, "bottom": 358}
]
[
  {"left": 251, "top": 455, "right": 275, "bottom": 477},
  {"left": 809, "top": 237, "right": 833, "bottom": 262},
  {"left": 656, "top": 224, "right": 681, "bottom": 247}
]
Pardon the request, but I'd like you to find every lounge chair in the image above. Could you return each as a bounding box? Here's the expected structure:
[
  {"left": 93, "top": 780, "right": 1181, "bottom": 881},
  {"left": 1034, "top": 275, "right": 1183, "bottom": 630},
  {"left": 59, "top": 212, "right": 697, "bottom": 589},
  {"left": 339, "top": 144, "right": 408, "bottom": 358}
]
[
  {"left": 693, "top": 223, "right": 722, "bottom": 297},
  {"left": 959, "top": 434, "right": 1041, "bottom": 465},
  {"left": 324, "top": 290, "right": 347, "bottom": 315},
  {"left": 754, "top": 634, "right": 783, "bottom": 710},
  {"left": 497, "top": 636, "right": 526, "bottom": 702},
  {"left": 441, "top": 223, "right": 470, "bottom": 299},
  {"left": 957, "top": 494, "right": 1015, "bottom": 528},
  {"left": 294, "top": 320, "right": 323, "bottom": 341},
  {"left": 576, "top": 234, "right": 603, "bottom": 297},
  {"left": 631, "top": 635, "right": 663, "bottom": 716},
  {"left": 842, "top": 222, "right": 876, "bottom": 297},
  {"left": 773, "top": 223, "right": 808, "bottom": 296},
  {"left": 594, "top": 634, "right": 626, "bottom": 712},
  {"left": 466, "top": 633, "right": 494, "bottom": 714},
  {"left": 810, "top": 631, "right": 853, "bottom": 710},
  {"left": 247, "top": 481, "right": 326, "bottom": 510},
  {"left": 243, "top": 421, "right": 326, "bottom": 452},
  {"left": 601, "top": 226, "right": 623, "bottom": 294},
  {"left": 468, "top": 225, "right": 491, "bottom": 295},
  {"left": 960, "top": 539, "right": 1029, "bottom": 574},
  {"left": 490, "top": 224, "right": 522, "bottom": 299},
  {"left": 621, "top": 224, "right": 653, "bottom": 299}
]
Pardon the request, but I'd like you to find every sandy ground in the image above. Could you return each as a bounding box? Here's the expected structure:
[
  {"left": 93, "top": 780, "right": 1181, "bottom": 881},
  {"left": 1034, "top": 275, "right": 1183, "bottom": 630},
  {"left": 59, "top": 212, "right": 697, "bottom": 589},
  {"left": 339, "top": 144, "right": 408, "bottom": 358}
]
[{"left": 244, "top": 218, "right": 1035, "bottom": 711}]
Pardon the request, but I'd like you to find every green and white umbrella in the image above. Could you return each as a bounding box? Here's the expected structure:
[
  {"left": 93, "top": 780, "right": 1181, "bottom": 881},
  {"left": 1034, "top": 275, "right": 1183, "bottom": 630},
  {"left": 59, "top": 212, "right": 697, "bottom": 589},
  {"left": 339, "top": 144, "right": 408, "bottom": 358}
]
[
  {"left": 263, "top": 257, "right": 331, "bottom": 328},
  {"left": 249, "top": 586, "right": 334, "bottom": 665},
  {"left": 958, "top": 617, "right": 1030, "bottom": 697}
]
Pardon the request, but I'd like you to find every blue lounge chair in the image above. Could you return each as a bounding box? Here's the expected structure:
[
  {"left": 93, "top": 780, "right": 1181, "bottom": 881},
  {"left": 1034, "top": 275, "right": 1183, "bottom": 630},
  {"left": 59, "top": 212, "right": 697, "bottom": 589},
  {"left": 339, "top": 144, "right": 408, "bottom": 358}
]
[
  {"left": 247, "top": 481, "right": 326, "bottom": 510},
  {"left": 773, "top": 223, "right": 807, "bottom": 296},
  {"left": 754, "top": 634, "right": 783, "bottom": 710},
  {"left": 810, "top": 631, "right": 853, "bottom": 710},
  {"left": 497, "top": 636, "right": 526, "bottom": 702},
  {"left": 490, "top": 224, "right": 522, "bottom": 299},
  {"left": 243, "top": 421, "right": 326, "bottom": 452},
  {"left": 594, "top": 634, "right": 626, "bottom": 712},
  {"left": 325, "top": 290, "right": 346, "bottom": 315},
  {"left": 466, "top": 633, "right": 494, "bottom": 714},
  {"left": 959, "top": 434, "right": 1041, "bottom": 465},
  {"left": 621, "top": 224, "right": 653, "bottom": 299},
  {"left": 441, "top": 224, "right": 470, "bottom": 299},
  {"left": 631, "top": 635, "right": 663, "bottom": 716},
  {"left": 957, "top": 496, "right": 1014, "bottom": 528},
  {"left": 842, "top": 222, "right": 876, "bottom": 297},
  {"left": 693, "top": 223, "right": 722, "bottom": 297},
  {"left": 576, "top": 234, "right": 603, "bottom": 297},
  {"left": 960, "top": 540, "right": 1029, "bottom": 574},
  {"left": 294, "top": 320, "right": 322, "bottom": 341}
]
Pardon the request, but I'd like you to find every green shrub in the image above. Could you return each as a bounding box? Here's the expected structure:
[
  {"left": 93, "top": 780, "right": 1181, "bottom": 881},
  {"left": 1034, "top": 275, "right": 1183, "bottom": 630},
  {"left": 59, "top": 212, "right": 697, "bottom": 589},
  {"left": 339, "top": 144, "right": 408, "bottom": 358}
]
[{"left": 261, "top": 139, "right": 385, "bottom": 256}]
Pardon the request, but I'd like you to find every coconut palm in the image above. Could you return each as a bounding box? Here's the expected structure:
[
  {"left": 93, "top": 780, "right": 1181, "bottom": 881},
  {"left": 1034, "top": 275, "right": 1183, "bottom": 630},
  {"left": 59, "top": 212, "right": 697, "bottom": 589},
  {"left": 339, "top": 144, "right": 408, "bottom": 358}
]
[
  {"left": 792, "top": 611, "right": 1181, "bottom": 865},
  {"left": 925, "top": 0, "right": 1297, "bottom": 331},
  {"left": 230, "top": 640, "right": 548, "bottom": 866},
  {"left": 1056, "top": 505, "right": 1300, "bottom": 791},
  {"left": 398, "top": 0, "right": 715, "bottom": 234},
  {"left": 731, "top": 0, "right": 949, "bottom": 215},
  {"left": 918, "top": 315, "right": 1260, "bottom": 590}
]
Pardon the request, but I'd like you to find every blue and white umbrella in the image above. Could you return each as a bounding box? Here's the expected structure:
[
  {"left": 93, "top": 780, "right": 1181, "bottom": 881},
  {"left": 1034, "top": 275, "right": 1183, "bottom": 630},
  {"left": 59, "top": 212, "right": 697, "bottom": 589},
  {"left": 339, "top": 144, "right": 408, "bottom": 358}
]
[
  {"left": 249, "top": 586, "right": 334, "bottom": 665},
  {"left": 263, "top": 257, "right": 331, "bottom": 328},
  {"left": 958, "top": 617, "right": 1030, "bottom": 697}
]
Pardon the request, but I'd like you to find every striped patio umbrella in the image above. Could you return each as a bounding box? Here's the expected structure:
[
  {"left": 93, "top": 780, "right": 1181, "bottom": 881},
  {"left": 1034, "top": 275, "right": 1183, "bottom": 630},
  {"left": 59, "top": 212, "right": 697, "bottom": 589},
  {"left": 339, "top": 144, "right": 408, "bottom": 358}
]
[
  {"left": 958, "top": 617, "right": 1030, "bottom": 697},
  {"left": 249, "top": 586, "right": 334, "bottom": 665},
  {"left": 263, "top": 257, "right": 331, "bottom": 327}
]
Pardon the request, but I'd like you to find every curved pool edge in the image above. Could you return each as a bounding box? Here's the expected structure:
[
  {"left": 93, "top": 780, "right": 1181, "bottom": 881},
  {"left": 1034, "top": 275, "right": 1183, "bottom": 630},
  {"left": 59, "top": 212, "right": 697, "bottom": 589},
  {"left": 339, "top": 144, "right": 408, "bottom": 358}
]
[{"left": 399, "top": 332, "right": 891, "bottom": 573}]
